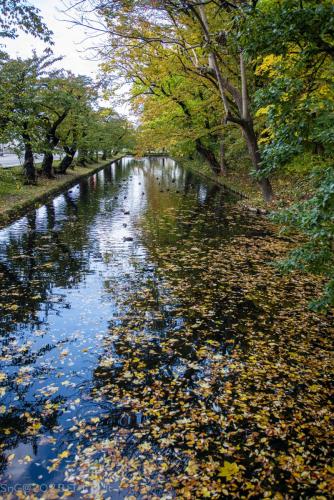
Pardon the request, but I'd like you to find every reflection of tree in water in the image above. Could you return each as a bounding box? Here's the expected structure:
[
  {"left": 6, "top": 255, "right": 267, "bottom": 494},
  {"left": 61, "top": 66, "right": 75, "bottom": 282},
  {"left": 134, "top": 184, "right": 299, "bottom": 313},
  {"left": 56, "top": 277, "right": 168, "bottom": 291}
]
[
  {"left": 67, "top": 255, "right": 236, "bottom": 496},
  {"left": 140, "top": 163, "right": 242, "bottom": 249},
  {"left": 0, "top": 158, "right": 254, "bottom": 487},
  {"left": 1, "top": 158, "right": 331, "bottom": 497},
  {"left": 0, "top": 161, "right": 130, "bottom": 335},
  {"left": 0, "top": 161, "right": 131, "bottom": 479},
  {"left": 65, "top": 170, "right": 248, "bottom": 494},
  {"left": 0, "top": 203, "right": 88, "bottom": 476},
  {"left": 64, "top": 163, "right": 289, "bottom": 497}
]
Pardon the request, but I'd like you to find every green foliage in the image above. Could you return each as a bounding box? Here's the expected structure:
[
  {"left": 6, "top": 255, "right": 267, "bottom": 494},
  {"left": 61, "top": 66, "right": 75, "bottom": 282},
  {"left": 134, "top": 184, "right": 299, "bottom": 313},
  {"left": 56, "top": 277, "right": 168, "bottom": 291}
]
[
  {"left": 242, "top": 0, "right": 334, "bottom": 61},
  {"left": 0, "top": 51, "right": 133, "bottom": 173},
  {"left": 0, "top": 0, "right": 52, "bottom": 42},
  {"left": 272, "top": 167, "right": 334, "bottom": 308},
  {"left": 0, "top": 50, "right": 60, "bottom": 163},
  {"left": 236, "top": 0, "right": 334, "bottom": 306},
  {"left": 284, "top": 152, "right": 332, "bottom": 176},
  {"left": 241, "top": 0, "right": 334, "bottom": 176}
]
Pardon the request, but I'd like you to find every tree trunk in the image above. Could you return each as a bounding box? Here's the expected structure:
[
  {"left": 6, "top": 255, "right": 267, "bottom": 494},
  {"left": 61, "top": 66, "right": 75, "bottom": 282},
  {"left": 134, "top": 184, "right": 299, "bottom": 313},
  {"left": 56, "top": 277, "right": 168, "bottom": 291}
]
[
  {"left": 240, "top": 52, "right": 249, "bottom": 120},
  {"left": 77, "top": 148, "right": 88, "bottom": 166},
  {"left": 58, "top": 147, "right": 76, "bottom": 174},
  {"left": 196, "top": 5, "right": 273, "bottom": 202},
  {"left": 22, "top": 139, "right": 36, "bottom": 184},
  {"left": 102, "top": 150, "right": 107, "bottom": 160},
  {"left": 242, "top": 122, "right": 273, "bottom": 202},
  {"left": 195, "top": 140, "right": 221, "bottom": 175},
  {"left": 313, "top": 142, "right": 325, "bottom": 155},
  {"left": 42, "top": 152, "right": 54, "bottom": 178},
  {"left": 239, "top": 52, "right": 274, "bottom": 199},
  {"left": 197, "top": 6, "right": 230, "bottom": 115},
  {"left": 220, "top": 138, "right": 227, "bottom": 175}
]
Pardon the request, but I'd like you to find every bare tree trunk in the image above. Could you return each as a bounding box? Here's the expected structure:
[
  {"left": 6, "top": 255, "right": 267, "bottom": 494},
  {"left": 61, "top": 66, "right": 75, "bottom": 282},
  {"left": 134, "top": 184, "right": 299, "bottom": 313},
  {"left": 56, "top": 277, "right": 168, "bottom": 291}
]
[
  {"left": 42, "top": 152, "right": 54, "bottom": 178},
  {"left": 195, "top": 139, "right": 221, "bottom": 175},
  {"left": 41, "top": 111, "right": 68, "bottom": 177},
  {"left": 240, "top": 52, "right": 273, "bottom": 201},
  {"left": 240, "top": 52, "right": 249, "bottom": 120},
  {"left": 242, "top": 122, "right": 273, "bottom": 202},
  {"left": 219, "top": 138, "right": 227, "bottom": 175},
  {"left": 58, "top": 146, "right": 76, "bottom": 174},
  {"left": 197, "top": 6, "right": 231, "bottom": 116},
  {"left": 22, "top": 139, "right": 36, "bottom": 184},
  {"left": 196, "top": 5, "right": 274, "bottom": 202}
]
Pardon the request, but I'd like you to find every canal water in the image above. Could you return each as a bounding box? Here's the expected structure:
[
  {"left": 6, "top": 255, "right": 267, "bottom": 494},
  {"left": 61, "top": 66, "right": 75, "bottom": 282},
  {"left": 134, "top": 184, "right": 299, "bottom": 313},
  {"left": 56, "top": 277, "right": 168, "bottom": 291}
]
[{"left": 0, "top": 157, "right": 332, "bottom": 498}]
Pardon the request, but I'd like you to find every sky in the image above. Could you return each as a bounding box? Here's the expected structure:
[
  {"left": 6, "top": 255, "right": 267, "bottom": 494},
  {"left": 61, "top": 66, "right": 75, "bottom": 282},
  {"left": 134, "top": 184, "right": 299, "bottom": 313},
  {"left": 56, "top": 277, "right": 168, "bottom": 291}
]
[{"left": 4, "top": 0, "right": 101, "bottom": 76}]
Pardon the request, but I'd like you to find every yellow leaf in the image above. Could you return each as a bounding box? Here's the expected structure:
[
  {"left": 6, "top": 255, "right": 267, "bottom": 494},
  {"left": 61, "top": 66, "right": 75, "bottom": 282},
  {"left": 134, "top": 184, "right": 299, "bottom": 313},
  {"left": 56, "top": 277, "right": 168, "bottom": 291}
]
[
  {"left": 138, "top": 442, "right": 151, "bottom": 452},
  {"left": 201, "top": 487, "right": 211, "bottom": 497},
  {"left": 185, "top": 459, "right": 199, "bottom": 475},
  {"left": 218, "top": 461, "right": 239, "bottom": 481},
  {"left": 58, "top": 450, "right": 70, "bottom": 459},
  {"left": 309, "top": 384, "right": 320, "bottom": 392},
  {"left": 31, "top": 422, "right": 42, "bottom": 431}
]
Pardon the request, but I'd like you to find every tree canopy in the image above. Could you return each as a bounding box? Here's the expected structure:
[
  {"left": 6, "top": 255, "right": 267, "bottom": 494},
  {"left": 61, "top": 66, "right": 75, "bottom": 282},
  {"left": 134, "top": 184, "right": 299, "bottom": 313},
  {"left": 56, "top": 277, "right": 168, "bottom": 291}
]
[
  {"left": 63, "top": 0, "right": 334, "bottom": 307},
  {"left": 0, "top": 0, "right": 333, "bottom": 306},
  {"left": 0, "top": 0, "right": 52, "bottom": 41}
]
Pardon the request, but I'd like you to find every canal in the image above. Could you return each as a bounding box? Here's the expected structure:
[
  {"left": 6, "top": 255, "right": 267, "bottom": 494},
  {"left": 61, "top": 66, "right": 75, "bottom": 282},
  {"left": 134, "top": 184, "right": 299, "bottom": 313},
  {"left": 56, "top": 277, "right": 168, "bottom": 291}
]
[{"left": 0, "top": 157, "right": 332, "bottom": 498}]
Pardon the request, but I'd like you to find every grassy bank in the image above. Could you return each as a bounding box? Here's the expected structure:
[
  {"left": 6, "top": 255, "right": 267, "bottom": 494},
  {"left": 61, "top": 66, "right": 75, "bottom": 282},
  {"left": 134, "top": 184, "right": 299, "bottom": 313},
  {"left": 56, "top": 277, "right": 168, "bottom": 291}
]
[
  {"left": 0, "top": 157, "right": 123, "bottom": 228},
  {"left": 179, "top": 154, "right": 324, "bottom": 212}
]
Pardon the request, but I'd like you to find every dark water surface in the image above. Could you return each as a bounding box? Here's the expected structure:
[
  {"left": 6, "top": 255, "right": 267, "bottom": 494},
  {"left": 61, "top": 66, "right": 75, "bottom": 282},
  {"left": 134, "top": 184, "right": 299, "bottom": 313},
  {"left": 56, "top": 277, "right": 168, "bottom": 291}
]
[{"left": 0, "top": 157, "right": 333, "bottom": 498}]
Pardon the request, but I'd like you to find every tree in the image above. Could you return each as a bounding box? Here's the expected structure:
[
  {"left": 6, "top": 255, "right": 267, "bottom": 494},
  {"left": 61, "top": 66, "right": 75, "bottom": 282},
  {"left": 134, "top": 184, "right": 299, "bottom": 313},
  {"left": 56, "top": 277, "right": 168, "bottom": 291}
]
[
  {"left": 241, "top": 0, "right": 334, "bottom": 175},
  {"left": 37, "top": 73, "right": 97, "bottom": 177},
  {"left": 96, "top": 109, "right": 134, "bottom": 159},
  {"left": 0, "top": 50, "right": 60, "bottom": 182},
  {"left": 57, "top": 77, "right": 97, "bottom": 173},
  {"left": 272, "top": 168, "right": 334, "bottom": 309},
  {"left": 80, "top": 109, "right": 135, "bottom": 163},
  {"left": 131, "top": 63, "right": 225, "bottom": 173},
  {"left": 239, "top": 0, "right": 334, "bottom": 307},
  {"left": 0, "top": 0, "right": 52, "bottom": 42},
  {"left": 64, "top": 0, "right": 274, "bottom": 200}
]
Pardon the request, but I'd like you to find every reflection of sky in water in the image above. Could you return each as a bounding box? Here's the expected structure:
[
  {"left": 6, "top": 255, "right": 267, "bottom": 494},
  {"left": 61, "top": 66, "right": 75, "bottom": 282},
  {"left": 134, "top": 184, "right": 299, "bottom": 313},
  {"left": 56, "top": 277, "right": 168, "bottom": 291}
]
[
  {"left": 0, "top": 156, "right": 328, "bottom": 499},
  {"left": 0, "top": 157, "right": 181, "bottom": 484},
  {"left": 0, "top": 218, "right": 28, "bottom": 246},
  {"left": 0, "top": 155, "right": 230, "bottom": 491},
  {"left": 198, "top": 185, "right": 208, "bottom": 204}
]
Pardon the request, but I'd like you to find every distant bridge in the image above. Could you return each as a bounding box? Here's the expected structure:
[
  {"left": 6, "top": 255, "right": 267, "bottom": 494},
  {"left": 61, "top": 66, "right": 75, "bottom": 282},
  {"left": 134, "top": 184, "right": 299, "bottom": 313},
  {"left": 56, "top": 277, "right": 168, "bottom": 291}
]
[{"left": 116, "top": 150, "right": 170, "bottom": 158}]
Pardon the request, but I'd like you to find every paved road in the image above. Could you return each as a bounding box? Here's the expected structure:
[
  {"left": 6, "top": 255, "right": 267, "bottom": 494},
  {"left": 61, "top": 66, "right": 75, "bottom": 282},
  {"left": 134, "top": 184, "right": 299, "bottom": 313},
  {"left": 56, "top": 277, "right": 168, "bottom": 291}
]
[{"left": 0, "top": 153, "right": 61, "bottom": 168}]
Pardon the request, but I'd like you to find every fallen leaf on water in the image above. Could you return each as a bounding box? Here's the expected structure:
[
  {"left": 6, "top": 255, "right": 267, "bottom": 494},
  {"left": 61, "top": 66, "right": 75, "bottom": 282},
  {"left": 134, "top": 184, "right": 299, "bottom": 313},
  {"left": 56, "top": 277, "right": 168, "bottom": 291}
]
[{"left": 218, "top": 461, "right": 239, "bottom": 481}]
